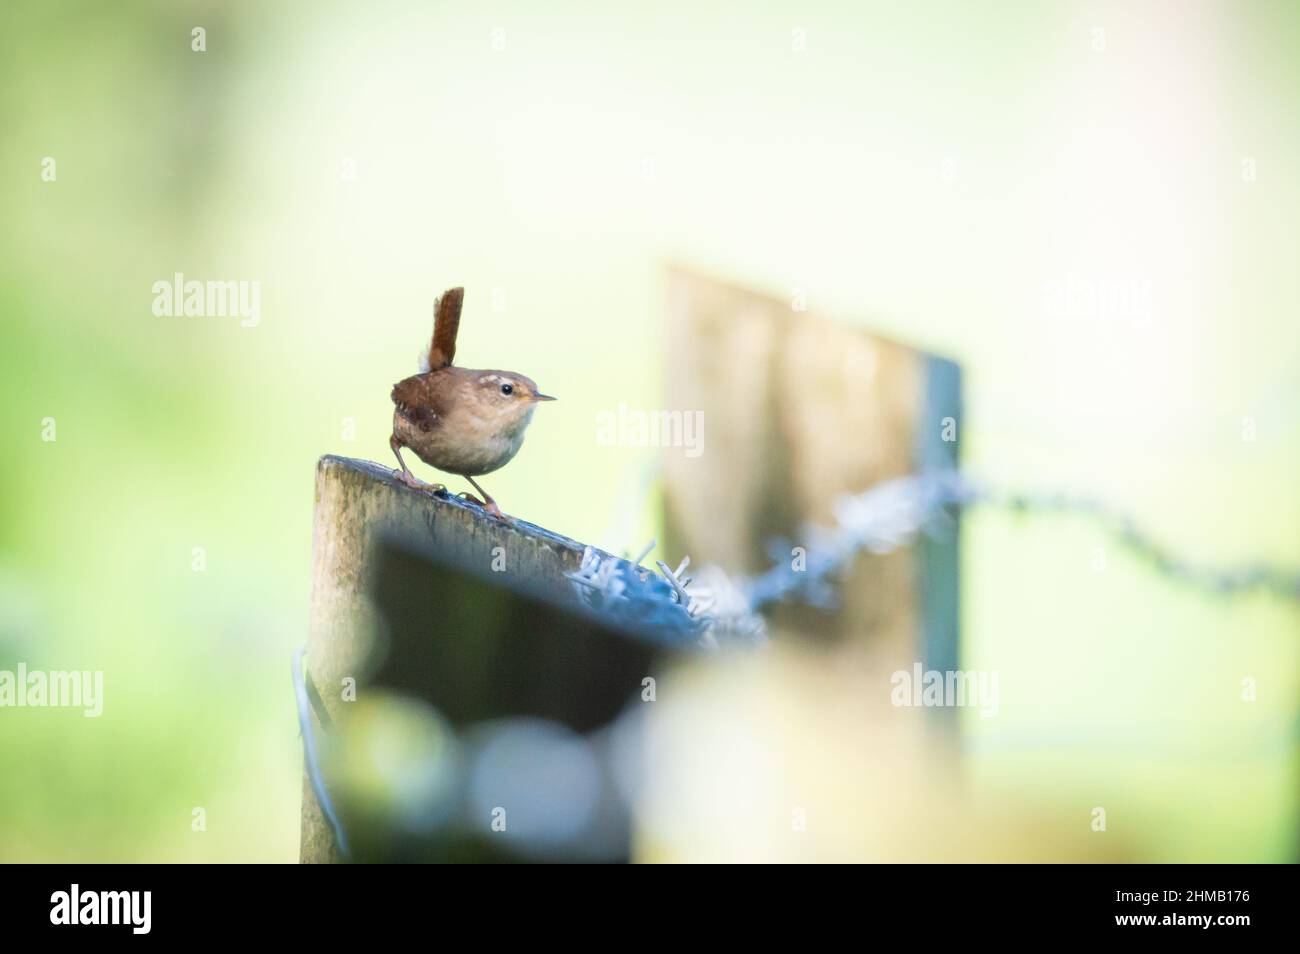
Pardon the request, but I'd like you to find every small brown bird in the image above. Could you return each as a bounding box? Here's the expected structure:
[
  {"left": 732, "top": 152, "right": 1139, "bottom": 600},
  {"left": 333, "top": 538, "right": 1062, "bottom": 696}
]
[{"left": 389, "top": 287, "right": 554, "bottom": 520}]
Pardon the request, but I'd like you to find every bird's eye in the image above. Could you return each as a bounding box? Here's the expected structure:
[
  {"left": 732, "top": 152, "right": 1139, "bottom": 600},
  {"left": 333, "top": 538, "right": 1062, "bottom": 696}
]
[{"left": 500, "top": 383, "right": 514, "bottom": 395}]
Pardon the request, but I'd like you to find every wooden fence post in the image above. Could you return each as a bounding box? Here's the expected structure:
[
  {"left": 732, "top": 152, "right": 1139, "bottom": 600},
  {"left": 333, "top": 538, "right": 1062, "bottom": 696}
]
[
  {"left": 661, "top": 267, "right": 962, "bottom": 677},
  {"left": 300, "top": 455, "right": 596, "bottom": 863}
]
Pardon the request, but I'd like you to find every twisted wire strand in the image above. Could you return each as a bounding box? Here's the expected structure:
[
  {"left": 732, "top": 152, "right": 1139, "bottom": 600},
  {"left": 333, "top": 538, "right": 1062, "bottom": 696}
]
[
  {"left": 292, "top": 647, "right": 351, "bottom": 861},
  {"left": 570, "top": 471, "right": 1300, "bottom": 646}
]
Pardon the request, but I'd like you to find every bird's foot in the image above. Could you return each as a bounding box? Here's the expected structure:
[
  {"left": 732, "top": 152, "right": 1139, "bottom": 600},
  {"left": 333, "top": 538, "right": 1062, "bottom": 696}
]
[
  {"left": 394, "top": 470, "right": 446, "bottom": 494},
  {"left": 457, "top": 492, "right": 512, "bottom": 523}
]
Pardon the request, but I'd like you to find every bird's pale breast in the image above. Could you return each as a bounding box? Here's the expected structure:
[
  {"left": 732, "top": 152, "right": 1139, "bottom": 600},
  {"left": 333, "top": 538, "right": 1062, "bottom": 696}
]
[{"left": 395, "top": 401, "right": 532, "bottom": 476}]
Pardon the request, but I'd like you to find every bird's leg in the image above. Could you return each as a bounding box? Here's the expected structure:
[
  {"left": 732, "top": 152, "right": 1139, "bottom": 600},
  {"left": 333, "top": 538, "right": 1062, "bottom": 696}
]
[
  {"left": 389, "top": 435, "right": 446, "bottom": 494},
  {"left": 462, "top": 475, "right": 509, "bottom": 521}
]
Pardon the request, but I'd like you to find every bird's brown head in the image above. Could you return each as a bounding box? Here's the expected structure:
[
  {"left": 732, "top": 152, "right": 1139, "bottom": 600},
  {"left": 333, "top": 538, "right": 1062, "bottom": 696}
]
[{"left": 470, "top": 371, "right": 556, "bottom": 431}]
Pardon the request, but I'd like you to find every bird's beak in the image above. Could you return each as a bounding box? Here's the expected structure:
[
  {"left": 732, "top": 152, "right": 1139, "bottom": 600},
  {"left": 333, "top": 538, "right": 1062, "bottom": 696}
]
[{"left": 532, "top": 392, "right": 557, "bottom": 402}]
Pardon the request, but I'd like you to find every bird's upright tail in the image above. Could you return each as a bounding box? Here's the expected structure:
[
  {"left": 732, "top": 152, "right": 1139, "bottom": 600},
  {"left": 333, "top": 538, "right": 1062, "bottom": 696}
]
[{"left": 423, "top": 286, "right": 464, "bottom": 372}]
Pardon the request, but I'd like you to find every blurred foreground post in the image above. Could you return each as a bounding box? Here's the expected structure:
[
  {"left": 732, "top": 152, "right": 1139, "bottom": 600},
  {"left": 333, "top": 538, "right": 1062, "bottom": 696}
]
[{"left": 300, "top": 455, "right": 597, "bottom": 863}]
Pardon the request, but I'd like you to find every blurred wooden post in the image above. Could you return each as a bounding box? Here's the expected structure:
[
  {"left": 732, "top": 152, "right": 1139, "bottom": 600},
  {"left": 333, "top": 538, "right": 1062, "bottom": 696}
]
[
  {"left": 300, "top": 455, "right": 594, "bottom": 863},
  {"left": 662, "top": 268, "right": 962, "bottom": 678}
]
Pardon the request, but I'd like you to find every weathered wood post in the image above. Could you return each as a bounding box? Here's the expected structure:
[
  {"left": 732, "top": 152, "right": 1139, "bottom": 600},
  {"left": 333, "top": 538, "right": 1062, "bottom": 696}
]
[{"left": 300, "top": 455, "right": 600, "bottom": 863}]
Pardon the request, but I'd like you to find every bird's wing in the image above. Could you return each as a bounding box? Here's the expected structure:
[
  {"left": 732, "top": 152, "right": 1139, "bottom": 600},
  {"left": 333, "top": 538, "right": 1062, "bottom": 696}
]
[
  {"left": 391, "top": 373, "right": 447, "bottom": 432},
  {"left": 426, "top": 287, "right": 464, "bottom": 371}
]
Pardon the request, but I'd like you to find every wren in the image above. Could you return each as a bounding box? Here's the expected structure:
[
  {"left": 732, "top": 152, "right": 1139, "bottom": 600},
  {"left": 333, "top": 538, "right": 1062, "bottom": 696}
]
[{"left": 389, "top": 287, "right": 554, "bottom": 520}]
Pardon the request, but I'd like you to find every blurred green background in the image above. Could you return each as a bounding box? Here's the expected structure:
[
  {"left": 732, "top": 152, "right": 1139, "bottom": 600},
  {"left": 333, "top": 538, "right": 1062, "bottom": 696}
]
[{"left": 1, "top": 0, "right": 1296, "bottom": 861}]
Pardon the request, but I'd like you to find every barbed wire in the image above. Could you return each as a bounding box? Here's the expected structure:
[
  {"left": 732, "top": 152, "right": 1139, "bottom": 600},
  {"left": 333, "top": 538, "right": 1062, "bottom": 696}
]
[
  {"left": 568, "top": 470, "right": 1300, "bottom": 648},
  {"left": 566, "top": 544, "right": 703, "bottom": 643}
]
